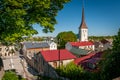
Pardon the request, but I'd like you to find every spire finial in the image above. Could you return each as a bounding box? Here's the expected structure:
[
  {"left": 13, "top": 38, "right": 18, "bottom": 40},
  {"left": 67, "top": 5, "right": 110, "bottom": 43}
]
[
  {"left": 82, "top": 0, "right": 85, "bottom": 23},
  {"left": 82, "top": 0, "right": 84, "bottom": 9}
]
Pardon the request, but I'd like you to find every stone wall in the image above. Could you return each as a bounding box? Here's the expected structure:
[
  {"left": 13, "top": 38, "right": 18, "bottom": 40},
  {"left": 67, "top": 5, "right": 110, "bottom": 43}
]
[{"left": 0, "top": 68, "right": 4, "bottom": 80}]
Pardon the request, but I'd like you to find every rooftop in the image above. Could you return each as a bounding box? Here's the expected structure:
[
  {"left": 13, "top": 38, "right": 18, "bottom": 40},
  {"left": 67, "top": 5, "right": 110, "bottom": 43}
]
[
  {"left": 23, "top": 42, "right": 49, "bottom": 49},
  {"left": 74, "top": 52, "right": 95, "bottom": 65},
  {"left": 41, "top": 49, "right": 76, "bottom": 62},
  {"left": 69, "top": 47, "right": 89, "bottom": 56},
  {"left": 70, "top": 41, "right": 94, "bottom": 47},
  {"left": 100, "top": 39, "right": 110, "bottom": 44}
]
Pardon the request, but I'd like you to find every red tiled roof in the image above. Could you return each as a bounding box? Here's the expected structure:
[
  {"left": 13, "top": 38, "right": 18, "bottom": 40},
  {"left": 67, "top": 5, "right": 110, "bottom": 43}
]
[
  {"left": 74, "top": 52, "right": 95, "bottom": 65},
  {"left": 82, "top": 58, "right": 100, "bottom": 64},
  {"left": 91, "top": 52, "right": 103, "bottom": 58},
  {"left": 70, "top": 41, "right": 94, "bottom": 47},
  {"left": 41, "top": 49, "right": 76, "bottom": 62}
]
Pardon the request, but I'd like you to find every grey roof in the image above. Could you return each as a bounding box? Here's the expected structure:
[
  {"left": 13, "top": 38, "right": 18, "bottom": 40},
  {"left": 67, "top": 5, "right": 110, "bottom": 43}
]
[
  {"left": 69, "top": 47, "right": 89, "bottom": 57},
  {"left": 24, "top": 42, "right": 49, "bottom": 49}
]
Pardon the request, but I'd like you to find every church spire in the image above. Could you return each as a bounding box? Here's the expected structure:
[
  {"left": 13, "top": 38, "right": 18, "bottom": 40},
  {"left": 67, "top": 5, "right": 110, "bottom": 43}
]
[
  {"left": 79, "top": 0, "right": 88, "bottom": 41},
  {"left": 79, "top": 0, "right": 87, "bottom": 29}
]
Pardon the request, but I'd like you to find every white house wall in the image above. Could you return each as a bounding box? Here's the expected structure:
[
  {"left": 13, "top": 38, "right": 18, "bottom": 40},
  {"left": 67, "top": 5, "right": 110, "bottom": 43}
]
[
  {"left": 49, "top": 42, "right": 57, "bottom": 50},
  {"left": 0, "top": 46, "right": 15, "bottom": 56},
  {"left": 80, "top": 29, "right": 88, "bottom": 41},
  {"left": 48, "top": 59, "right": 74, "bottom": 68}
]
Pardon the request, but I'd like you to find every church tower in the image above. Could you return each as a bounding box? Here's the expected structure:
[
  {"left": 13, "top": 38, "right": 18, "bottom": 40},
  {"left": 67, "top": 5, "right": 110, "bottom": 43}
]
[{"left": 79, "top": 2, "right": 88, "bottom": 41}]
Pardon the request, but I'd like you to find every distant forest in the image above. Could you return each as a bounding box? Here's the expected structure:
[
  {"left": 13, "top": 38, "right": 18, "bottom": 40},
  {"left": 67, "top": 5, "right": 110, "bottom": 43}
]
[
  {"left": 76, "top": 34, "right": 114, "bottom": 40},
  {"left": 24, "top": 35, "right": 114, "bottom": 42},
  {"left": 88, "top": 36, "right": 114, "bottom": 41}
]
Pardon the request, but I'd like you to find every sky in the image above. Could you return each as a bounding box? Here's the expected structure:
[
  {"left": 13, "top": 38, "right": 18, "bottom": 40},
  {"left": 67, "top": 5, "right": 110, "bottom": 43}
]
[{"left": 33, "top": 0, "right": 120, "bottom": 37}]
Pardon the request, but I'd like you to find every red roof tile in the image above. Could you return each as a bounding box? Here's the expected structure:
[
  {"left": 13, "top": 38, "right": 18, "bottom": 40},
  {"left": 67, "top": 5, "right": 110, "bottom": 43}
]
[
  {"left": 82, "top": 58, "right": 100, "bottom": 64},
  {"left": 70, "top": 41, "right": 94, "bottom": 47},
  {"left": 74, "top": 52, "right": 95, "bottom": 65},
  {"left": 41, "top": 49, "right": 76, "bottom": 62}
]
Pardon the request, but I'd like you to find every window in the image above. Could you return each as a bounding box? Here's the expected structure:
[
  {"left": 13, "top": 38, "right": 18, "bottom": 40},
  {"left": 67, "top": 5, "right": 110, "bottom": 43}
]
[
  {"left": 53, "top": 62, "right": 57, "bottom": 68},
  {"left": 60, "top": 61, "right": 63, "bottom": 66},
  {"left": 0, "top": 48, "right": 2, "bottom": 51},
  {"left": 51, "top": 45, "right": 53, "bottom": 48},
  {"left": 5, "top": 53, "right": 7, "bottom": 56}
]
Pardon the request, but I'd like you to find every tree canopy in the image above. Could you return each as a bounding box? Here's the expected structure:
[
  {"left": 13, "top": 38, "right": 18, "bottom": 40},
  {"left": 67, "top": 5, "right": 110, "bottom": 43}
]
[
  {"left": 2, "top": 71, "right": 25, "bottom": 80},
  {"left": 0, "top": 0, "right": 70, "bottom": 44},
  {"left": 56, "top": 31, "right": 77, "bottom": 48},
  {"left": 89, "top": 36, "right": 114, "bottom": 41},
  {"left": 100, "top": 29, "right": 120, "bottom": 80},
  {"left": 56, "top": 62, "right": 84, "bottom": 80}
]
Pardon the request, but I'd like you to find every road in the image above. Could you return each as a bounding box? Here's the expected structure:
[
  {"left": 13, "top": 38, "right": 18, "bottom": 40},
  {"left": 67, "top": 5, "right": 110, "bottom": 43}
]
[
  {"left": 20, "top": 58, "right": 37, "bottom": 80},
  {"left": 2, "top": 51, "right": 36, "bottom": 80}
]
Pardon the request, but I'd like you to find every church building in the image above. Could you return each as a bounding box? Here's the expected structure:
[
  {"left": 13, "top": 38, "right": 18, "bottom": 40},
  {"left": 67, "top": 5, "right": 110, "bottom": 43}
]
[
  {"left": 79, "top": 6, "right": 88, "bottom": 41},
  {"left": 66, "top": 3, "right": 94, "bottom": 51}
]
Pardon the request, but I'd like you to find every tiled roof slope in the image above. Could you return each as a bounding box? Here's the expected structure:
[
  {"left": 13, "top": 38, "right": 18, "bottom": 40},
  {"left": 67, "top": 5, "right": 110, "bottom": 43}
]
[
  {"left": 41, "top": 49, "right": 76, "bottom": 62},
  {"left": 74, "top": 52, "right": 95, "bottom": 65},
  {"left": 69, "top": 47, "right": 89, "bottom": 56},
  {"left": 70, "top": 41, "right": 94, "bottom": 47},
  {"left": 24, "top": 42, "right": 49, "bottom": 49}
]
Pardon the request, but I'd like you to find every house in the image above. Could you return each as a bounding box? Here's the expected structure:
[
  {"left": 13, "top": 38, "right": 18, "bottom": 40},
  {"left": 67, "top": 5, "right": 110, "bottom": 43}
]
[
  {"left": 75, "top": 52, "right": 103, "bottom": 71},
  {"left": 72, "top": 3, "right": 95, "bottom": 51},
  {"left": 0, "top": 45, "right": 15, "bottom": 57},
  {"left": 74, "top": 52, "right": 95, "bottom": 65},
  {"left": 65, "top": 44, "right": 90, "bottom": 57},
  {"left": 47, "top": 41, "right": 57, "bottom": 50},
  {"left": 66, "top": 41, "right": 95, "bottom": 52},
  {"left": 94, "top": 39, "right": 112, "bottom": 51},
  {"left": 100, "top": 39, "right": 112, "bottom": 50},
  {"left": 22, "top": 41, "right": 57, "bottom": 58},
  {"left": 64, "top": 2, "right": 95, "bottom": 58},
  {"left": 94, "top": 41, "right": 101, "bottom": 51},
  {"left": 31, "top": 49, "right": 76, "bottom": 78}
]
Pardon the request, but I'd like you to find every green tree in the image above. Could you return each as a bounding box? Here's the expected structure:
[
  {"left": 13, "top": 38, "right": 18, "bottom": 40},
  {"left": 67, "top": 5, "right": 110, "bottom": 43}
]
[
  {"left": 56, "top": 31, "right": 77, "bottom": 48},
  {"left": 100, "top": 29, "right": 120, "bottom": 80},
  {"left": 0, "top": 0, "right": 70, "bottom": 44},
  {"left": 2, "top": 71, "right": 18, "bottom": 80},
  {"left": 56, "top": 62, "right": 84, "bottom": 80},
  {"left": 89, "top": 36, "right": 114, "bottom": 41},
  {"left": 2, "top": 71, "right": 26, "bottom": 80},
  {"left": 56, "top": 62, "right": 102, "bottom": 80}
]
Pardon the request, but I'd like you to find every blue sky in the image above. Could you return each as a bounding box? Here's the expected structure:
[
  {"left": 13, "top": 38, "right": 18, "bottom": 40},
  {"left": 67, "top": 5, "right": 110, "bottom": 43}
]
[{"left": 33, "top": 0, "right": 120, "bottom": 37}]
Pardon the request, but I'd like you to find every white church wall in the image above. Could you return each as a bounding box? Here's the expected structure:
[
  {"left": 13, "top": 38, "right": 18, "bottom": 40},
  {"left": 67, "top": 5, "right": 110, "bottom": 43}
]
[{"left": 80, "top": 29, "right": 88, "bottom": 41}]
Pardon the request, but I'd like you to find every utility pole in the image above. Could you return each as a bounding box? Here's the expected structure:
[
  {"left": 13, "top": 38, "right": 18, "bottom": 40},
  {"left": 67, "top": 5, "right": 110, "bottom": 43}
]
[{"left": 58, "top": 39, "right": 61, "bottom": 68}]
